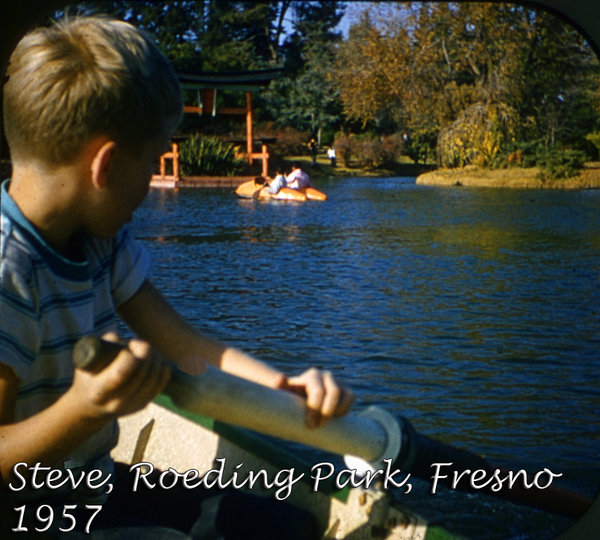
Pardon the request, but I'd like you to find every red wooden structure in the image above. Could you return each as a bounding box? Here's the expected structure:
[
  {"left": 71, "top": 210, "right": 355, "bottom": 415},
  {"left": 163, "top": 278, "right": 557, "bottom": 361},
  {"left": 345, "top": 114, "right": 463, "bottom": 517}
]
[{"left": 153, "top": 69, "right": 282, "bottom": 187}]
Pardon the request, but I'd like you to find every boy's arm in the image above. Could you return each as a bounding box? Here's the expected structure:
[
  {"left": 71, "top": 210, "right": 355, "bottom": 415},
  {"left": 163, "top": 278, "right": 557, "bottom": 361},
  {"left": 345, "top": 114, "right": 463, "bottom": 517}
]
[
  {"left": 0, "top": 342, "right": 169, "bottom": 482},
  {"left": 117, "top": 280, "right": 354, "bottom": 427},
  {"left": 117, "top": 281, "right": 284, "bottom": 385}
]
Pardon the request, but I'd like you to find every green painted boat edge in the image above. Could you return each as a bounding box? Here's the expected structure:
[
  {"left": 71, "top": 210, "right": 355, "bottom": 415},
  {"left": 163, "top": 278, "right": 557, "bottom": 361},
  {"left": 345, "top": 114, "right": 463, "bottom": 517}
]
[
  {"left": 425, "top": 525, "right": 466, "bottom": 540},
  {"left": 153, "top": 393, "right": 466, "bottom": 539}
]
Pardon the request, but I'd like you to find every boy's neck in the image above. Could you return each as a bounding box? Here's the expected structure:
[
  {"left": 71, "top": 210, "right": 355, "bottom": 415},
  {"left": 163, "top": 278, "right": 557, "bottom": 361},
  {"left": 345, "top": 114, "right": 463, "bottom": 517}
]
[{"left": 9, "top": 164, "right": 85, "bottom": 257}]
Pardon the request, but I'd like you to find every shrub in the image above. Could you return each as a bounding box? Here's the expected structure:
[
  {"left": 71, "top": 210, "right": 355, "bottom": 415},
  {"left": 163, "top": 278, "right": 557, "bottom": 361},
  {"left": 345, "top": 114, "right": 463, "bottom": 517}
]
[
  {"left": 334, "top": 133, "right": 355, "bottom": 167},
  {"left": 405, "top": 130, "right": 436, "bottom": 165},
  {"left": 437, "top": 102, "right": 518, "bottom": 168},
  {"left": 357, "top": 134, "right": 399, "bottom": 169},
  {"left": 585, "top": 132, "right": 600, "bottom": 157},
  {"left": 332, "top": 132, "right": 404, "bottom": 169},
  {"left": 491, "top": 140, "right": 586, "bottom": 179},
  {"left": 179, "top": 134, "right": 246, "bottom": 176},
  {"left": 489, "top": 140, "right": 543, "bottom": 169},
  {"left": 537, "top": 149, "right": 586, "bottom": 181},
  {"left": 357, "top": 135, "right": 378, "bottom": 169},
  {"left": 569, "top": 136, "right": 599, "bottom": 161},
  {"left": 256, "top": 123, "right": 308, "bottom": 157}
]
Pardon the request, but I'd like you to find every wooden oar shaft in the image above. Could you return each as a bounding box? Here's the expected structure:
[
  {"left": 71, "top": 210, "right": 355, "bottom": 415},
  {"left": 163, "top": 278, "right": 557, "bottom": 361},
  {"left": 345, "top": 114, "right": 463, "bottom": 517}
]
[
  {"left": 73, "top": 336, "right": 392, "bottom": 463},
  {"left": 74, "top": 336, "right": 593, "bottom": 520},
  {"left": 169, "top": 365, "right": 391, "bottom": 461}
]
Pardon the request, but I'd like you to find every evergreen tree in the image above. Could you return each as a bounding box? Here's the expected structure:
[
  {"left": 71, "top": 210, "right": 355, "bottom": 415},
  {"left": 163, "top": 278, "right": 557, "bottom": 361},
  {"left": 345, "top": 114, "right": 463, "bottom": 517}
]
[
  {"left": 263, "top": 1, "right": 345, "bottom": 139},
  {"left": 68, "top": 1, "right": 202, "bottom": 71},
  {"left": 198, "top": 1, "right": 279, "bottom": 70},
  {"left": 517, "top": 9, "right": 600, "bottom": 147}
]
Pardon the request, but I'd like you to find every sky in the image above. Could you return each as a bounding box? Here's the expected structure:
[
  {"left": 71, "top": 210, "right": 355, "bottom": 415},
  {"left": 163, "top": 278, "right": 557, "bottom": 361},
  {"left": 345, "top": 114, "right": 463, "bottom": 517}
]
[
  {"left": 337, "top": 1, "right": 373, "bottom": 36},
  {"left": 281, "top": 1, "right": 383, "bottom": 39},
  {"left": 335, "top": 1, "right": 412, "bottom": 37}
]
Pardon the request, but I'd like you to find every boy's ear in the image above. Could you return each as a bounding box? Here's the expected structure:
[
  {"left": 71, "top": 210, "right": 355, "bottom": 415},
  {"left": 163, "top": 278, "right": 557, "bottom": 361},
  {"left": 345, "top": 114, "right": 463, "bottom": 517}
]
[{"left": 89, "top": 140, "right": 117, "bottom": 189}]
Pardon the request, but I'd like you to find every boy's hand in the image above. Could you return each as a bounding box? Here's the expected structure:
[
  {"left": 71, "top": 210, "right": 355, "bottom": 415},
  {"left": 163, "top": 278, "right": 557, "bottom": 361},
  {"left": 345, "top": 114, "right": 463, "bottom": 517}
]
[
  {"left": 277, "top": 369, "right": 355, "bottom": 428},
  {"left": 71, "top": 333, "right": 171, "bottom": 420}
]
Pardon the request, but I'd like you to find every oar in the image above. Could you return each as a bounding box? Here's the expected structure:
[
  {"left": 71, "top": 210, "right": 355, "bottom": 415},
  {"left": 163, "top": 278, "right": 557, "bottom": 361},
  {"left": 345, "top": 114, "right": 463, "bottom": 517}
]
[
  {"left": 73, "top": 336, "right": 592, "bottom": 520},
  {"left": 73, "top": 336, "right": 393, "bottom": 463}
]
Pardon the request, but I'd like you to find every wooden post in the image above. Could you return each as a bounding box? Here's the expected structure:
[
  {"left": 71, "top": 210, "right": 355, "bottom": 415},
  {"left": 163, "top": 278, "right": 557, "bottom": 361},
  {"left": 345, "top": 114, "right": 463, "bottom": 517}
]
[
  {"left": 172, "top": 142, "right": 180, "bottom": 182},
  {"left": 246, "top": 91, "right": 253, "bottom": 165},
  {"left": 261, "top": 141, "right": 269, "bottom": 177},
  {"left": 159, "top": 154, "right": 166, "bottom": 179},
  {"left": 157, "top": 142, "right": 180, "bottom": 181},
  {"left": 202, "top": 88, "right": 215, "bottom": 117}
]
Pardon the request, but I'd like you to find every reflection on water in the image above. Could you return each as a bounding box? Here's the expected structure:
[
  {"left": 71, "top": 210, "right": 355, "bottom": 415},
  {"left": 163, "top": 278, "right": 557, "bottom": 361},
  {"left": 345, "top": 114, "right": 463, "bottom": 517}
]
[{"left": 131, "top": 178, "right": 599, "bottom": 540}]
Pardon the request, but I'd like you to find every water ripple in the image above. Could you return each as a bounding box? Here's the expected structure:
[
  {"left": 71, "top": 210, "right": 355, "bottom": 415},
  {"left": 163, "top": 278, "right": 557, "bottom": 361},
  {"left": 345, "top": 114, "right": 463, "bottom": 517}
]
[{"left": 130, "top": 179, "right": 600, "bottom": 539}]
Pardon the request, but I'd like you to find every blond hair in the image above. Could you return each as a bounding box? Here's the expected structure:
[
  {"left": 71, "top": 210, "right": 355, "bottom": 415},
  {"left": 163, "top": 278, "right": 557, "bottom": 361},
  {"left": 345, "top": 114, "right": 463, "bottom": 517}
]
[{"left": 3, "top": 16, "right": 182, "bottom": 165}]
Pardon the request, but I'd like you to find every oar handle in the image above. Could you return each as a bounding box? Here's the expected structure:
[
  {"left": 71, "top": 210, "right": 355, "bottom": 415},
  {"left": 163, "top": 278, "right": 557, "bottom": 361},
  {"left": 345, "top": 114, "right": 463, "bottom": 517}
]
[{"left": 73, "top": 336, "right": 126, "bottom": 371}]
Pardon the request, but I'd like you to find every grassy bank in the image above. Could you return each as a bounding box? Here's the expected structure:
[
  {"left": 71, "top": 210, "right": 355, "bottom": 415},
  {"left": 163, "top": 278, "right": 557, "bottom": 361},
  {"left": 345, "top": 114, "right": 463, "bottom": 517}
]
[
  {"left": 281, "top": 154, "right": 600, "bottom": 189},
  {"left": 281, "top": 155, "right": 435, "bottom": 179},
  {"left": 416, "top": 162, "right": 600, "bottom": 189},
  {"left": 282, "top": 155, "right": 600, "bottom": 190}
]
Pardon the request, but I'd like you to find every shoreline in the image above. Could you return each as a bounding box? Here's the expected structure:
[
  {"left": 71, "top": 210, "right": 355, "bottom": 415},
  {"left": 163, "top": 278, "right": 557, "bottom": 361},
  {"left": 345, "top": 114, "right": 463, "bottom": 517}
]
[
  {"left": 287, "top": 156, "right": 600, "bottom": 190},
  {"left": 415, "top": 163, "right": 600, "bottom": 189},
  {"left": 283, "top": 155, "right": 435, "bottom": 180}
]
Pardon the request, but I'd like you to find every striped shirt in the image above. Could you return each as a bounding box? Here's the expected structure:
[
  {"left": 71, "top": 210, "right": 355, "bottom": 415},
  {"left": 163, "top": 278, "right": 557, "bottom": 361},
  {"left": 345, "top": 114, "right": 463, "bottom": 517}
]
[{"left": 0, "top": 179, "right": 151, "bottom": 502}]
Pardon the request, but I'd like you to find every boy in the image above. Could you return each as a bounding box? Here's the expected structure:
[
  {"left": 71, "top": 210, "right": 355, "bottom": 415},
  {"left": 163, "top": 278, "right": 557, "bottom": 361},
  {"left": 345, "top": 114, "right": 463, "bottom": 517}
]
[
  {"left": 286, "top": 164, "right": 312, "bottom": 190},
  {"left": 266, "top": 170, "right": 287, "bottom": 195},
  {"left": 0, "top": 16, "right": 353, "bottom": 537}
]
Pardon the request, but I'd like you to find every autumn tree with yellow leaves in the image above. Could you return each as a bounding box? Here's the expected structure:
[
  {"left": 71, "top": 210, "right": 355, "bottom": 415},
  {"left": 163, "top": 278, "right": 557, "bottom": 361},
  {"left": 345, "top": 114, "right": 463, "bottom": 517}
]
[{"left": 332, "top": 2, "right": 600, "bottom": 168}]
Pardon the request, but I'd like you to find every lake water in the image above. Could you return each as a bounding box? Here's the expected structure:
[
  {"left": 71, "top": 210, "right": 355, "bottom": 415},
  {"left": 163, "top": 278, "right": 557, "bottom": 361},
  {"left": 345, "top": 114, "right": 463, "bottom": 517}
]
[{"left": 130, "top": 176, "right": 599, "bottom": 540}]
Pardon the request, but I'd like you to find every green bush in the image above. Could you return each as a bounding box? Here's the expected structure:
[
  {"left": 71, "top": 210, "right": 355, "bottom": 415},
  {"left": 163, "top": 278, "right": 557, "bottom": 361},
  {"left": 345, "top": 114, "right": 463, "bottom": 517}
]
[
  {"left": 489, "top": 140, "right": 544, "bottom": 169},
  {"left": 537, "top": 148, "right": 586, "bottom": 181},
  {"left": 585, "top": 132, "right": 600, "bottom": 157},
  {"left": 570, "top": 136, "right": 599, "bottom": 161},
  {"left": 406, "top": 130, "right": 436, "bottom": 165},
  {"left": 179, "top": 134, "right": 246, "bottom": 176},
  {"left": 490, "top": 140, "right": 587, "bottom": 178}
]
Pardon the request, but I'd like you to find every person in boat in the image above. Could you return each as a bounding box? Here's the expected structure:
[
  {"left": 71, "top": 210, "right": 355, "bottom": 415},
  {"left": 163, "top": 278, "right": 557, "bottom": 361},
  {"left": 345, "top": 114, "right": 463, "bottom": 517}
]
[
  {"left": 267, "top": 169, "right": 288, "bottom": 195},
  {"left": 235, "top": 176, "right": 307, "bottom": 201},
  {"left": 284, "top": 164, "right": 328, "bottom": 201},
  {"left": 250, "top": 174, "right": 269, "bottom": 195},
  {"left": 0, "top": 16, "right": 352, "bottom": 539},
  {"left": 286, "top": 163, "right": 313, "bottom": 190},
  {"left": 253, "top": 172, "right": 286, "bottom": 196}
]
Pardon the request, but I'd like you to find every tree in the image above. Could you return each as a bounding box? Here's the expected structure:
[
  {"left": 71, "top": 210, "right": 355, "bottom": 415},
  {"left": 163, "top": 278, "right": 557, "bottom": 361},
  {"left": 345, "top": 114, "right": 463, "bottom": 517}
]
[
  {"left": 279, "top": 0, "right": 345, "bottom": 72},
  {"left": 331, "top": 2, "right": 600, "bottom": 166},
  {"left": 196, "top": 1, "right": 280, "bottom": 70},
  {"left": 261, "top": 1, "right": 346, "bottom": 140},
  {"left": 265, "top": 42, "right": 342, "bottom": 138},
  {"left": 68, "top": 1, "right": 203, "bottom": 71},
  {"left": 69, "top": 1, "right": 286, "bottom": 72},
  {"left": 517, "top": 10, "right": 600, "bottom": 147},
  {"left": 63, "top": 1, "right": 349, "bottom": 137},
  {"left": 333, "top": 11, "right": 404, "bottom": 129}
]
